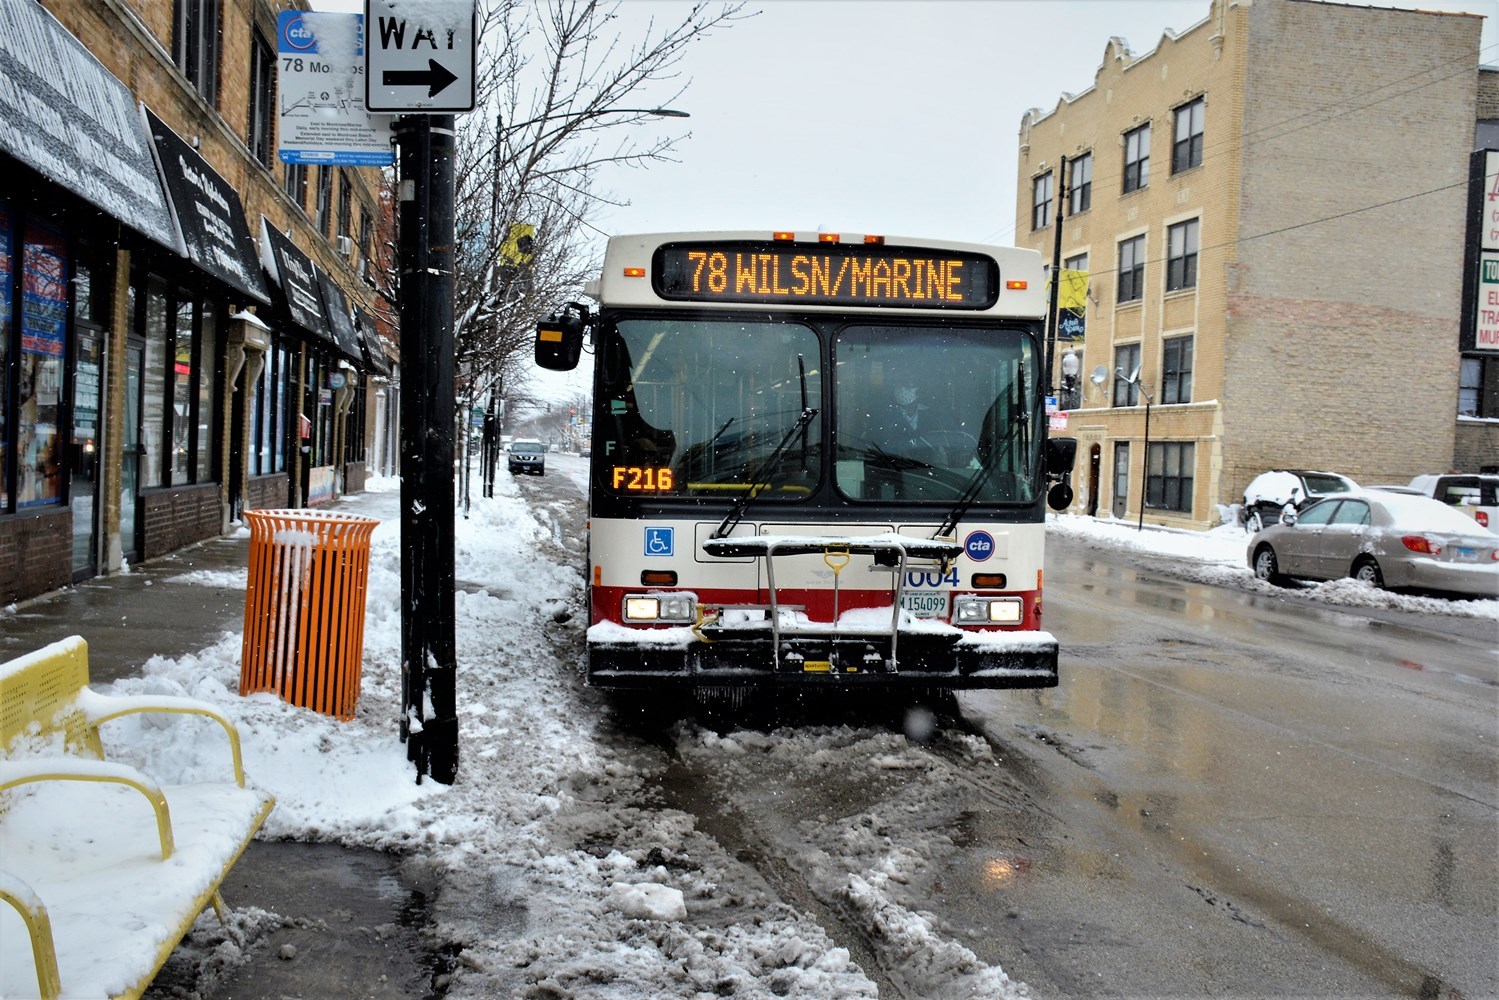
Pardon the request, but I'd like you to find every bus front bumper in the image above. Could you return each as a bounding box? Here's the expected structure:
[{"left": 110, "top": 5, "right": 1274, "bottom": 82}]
[{"left": 586, "top": 631, "right": 1058, "bottom": 690}]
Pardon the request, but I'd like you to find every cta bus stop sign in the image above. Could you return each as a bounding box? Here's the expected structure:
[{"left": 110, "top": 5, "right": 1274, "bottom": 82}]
[{"left": 364, "top": 0, "right": 477, "bottom": 113}]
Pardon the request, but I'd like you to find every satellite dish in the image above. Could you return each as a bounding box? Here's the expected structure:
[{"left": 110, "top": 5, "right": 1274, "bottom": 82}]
[{"left": 1090, "top": 365, "right": 1108, "bottom": 387}]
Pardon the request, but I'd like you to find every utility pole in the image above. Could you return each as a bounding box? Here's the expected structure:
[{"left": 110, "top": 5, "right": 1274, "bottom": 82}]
[
  {"left": 1044, "top": 154, "right": 1068, "bottom": 396},
  {"left": 396, "top": 113, "right": 459, "bottom": 784}
]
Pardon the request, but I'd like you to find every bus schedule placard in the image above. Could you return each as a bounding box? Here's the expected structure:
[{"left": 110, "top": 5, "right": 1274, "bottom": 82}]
[{"left": 653, "top": 242, "right": 998, "bottom": 309}]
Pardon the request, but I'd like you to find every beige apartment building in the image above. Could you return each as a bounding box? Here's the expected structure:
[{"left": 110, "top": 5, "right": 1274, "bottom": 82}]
[{"left": 1016, "top": 0, "right": 1485, "bottom": 530}]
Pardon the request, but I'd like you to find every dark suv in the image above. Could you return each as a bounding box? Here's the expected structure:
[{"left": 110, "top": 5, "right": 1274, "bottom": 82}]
[
  {"left": 1241, "top": 469, "right": 1357, "bottom": 533},
  {"left": 507, "top": 440, "right": 546, "bottom": 476}
]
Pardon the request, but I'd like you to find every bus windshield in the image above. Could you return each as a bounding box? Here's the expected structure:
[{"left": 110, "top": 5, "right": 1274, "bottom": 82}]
[
  {"left": 834, "top": 325, "right": 1041, "bottom": 503},
  {"left": 593, "top": 315, "right": 1041, "bottom": 504},
  {"left": 596, "top": 318, "right": 823, "bottom": 498}
]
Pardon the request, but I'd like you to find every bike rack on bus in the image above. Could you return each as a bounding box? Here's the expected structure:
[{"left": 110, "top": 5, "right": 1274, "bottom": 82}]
[{"left": 699, "top": 534, "right": 962, "bottom": 671}]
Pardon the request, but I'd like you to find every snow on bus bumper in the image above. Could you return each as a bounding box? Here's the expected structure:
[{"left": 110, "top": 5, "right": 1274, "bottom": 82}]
[{"left": 584, "top": 622, "right": 1058, "bottom": 689}]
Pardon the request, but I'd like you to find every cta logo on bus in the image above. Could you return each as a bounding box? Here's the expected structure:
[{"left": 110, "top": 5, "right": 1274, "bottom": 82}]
[{"left": 964, "top": 530, "right": 996, "bottom": 562}]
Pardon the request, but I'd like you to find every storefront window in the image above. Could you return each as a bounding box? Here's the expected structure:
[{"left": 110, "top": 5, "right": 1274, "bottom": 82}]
[
  {"left": 0, "top": 202, "right": 11, "bottom": 507},
  {"left": 141, "top": 282, "right": 168, "bottom": 488},
  {"left": 172, "top": 299, "right": 194, "bottom": 484},
  {"left": 275, "top": 344, "right": 289, "bottom": 472},
  {"left": 18, "top": 223, "right": 69, "bottom": 508},
  {"left": 196, "top": 305, "right": 216, "bottom": 481}
]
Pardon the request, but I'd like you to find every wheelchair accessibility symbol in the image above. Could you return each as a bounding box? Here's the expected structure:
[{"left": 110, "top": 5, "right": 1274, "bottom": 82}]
[{"left": 644, "top": 527, "right": 674, "bottom": 557}]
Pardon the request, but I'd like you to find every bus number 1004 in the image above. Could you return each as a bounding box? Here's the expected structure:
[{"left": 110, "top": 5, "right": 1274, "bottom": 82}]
[{"left": 612, "top": 466, "right": 675, "bottom": 491}]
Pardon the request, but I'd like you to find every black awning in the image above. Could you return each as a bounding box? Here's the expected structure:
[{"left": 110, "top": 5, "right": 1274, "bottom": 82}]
[
  {"left": 354, "top": 308, "right": 392, "bottom": 376},
  {"left": 143, "top": 107, "right": 269, "bottom": 305},
  {"left": 0, "top": 3, "right": 179, "bottom": 252},
  {"left": 259, "top": 218, "right": 335, "bottom": 346},
  {"left": 316, "top": 268, "right": 365, "bottom": 364}
]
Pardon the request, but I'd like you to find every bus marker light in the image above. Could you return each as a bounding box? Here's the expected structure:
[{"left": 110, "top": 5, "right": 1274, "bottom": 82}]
[
  {"left": 641, "top": 570, "right": 677, "bottom": 586},
  {"left": 772, "top": 231, "right": 795, "bottom": 241},
  {"left": 818, "top": 232, "right": 840, "bottom": 243},
  {"left": 622, "top": 267, "right": 646, "bottom": 278},
  {"left": 1006, "top": 279, "right": 1028, "bottom": 290},
  {"left": 863, "top": 234, "right": 885, "bottom": 245},
  {"left": 971, "top": 573, "right": 1008, "bottom": 589}
]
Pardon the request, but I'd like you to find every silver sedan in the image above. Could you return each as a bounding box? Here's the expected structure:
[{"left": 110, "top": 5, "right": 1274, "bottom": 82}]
[{"left": 1247, "top": 491, "right": 1499, "bottom": 599}]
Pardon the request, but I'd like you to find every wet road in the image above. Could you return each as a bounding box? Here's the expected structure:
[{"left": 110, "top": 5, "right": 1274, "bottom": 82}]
[
  {"left": 954, "top": 541, "right": 1498, "bottom": 998},
  {"left": 530, "top": 456, "right": 1499, "bottom": 997}
]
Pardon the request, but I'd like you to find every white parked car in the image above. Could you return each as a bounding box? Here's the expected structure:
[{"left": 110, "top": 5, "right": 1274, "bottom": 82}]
[
  {"left": 1240, "top": 470, "right": 1359, "bottom": 533},
  {"left": 1408, "top": 473, "right": 1498, "bottom": 535}
]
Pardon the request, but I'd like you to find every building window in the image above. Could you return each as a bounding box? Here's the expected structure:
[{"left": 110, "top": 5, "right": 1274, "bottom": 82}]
[
  {"left": 337, "top": 170, "right": 353, "bottom": 240},
  {"left": 248, "top": 28, "right": 275, "bottom": 167},
  {"left": 1173, "top": 97, "right": 1205, "bottom": 174},
  {"left": 173, "top": 0, "right": 220, "bottom": 105},
  {"left": 1032, "top": 171, "right": 1053, "bottom": 231},
  {"left": 1069, "top": 152, "right": 1092, "bottom": 215},
  {"left": 358, "top": 207, "right": 373, "bottom": 263},
  {"left": 1166, "top": 219, "right": 1199, "bottom": 292},
  {"left": 1162, "top": 336, "right": 1194, "bottom": 404},
  {"left": 250, "top": 339, "right": 292, "bottom": 476},
  {"left": 316, "top": 167, "right": 334, "bottom": 236},
  {"left": 1123, "top": 123, "right": 1150, "bottom": 193},
  {"left": 1118, "top": 234, "right": 1145, "bottom": 303},
  {"left": 1112, "top": 441, "right": 1130, "bottom": 519},
  {"left": 1459, "top": 355, "right": 1498, "bottom": 418},
  {"left": 1147, "top": 442, "right": 1194, "bottom": 512},
  {"left": 1112, "top": 343, "right": 1141, "bottom": 407},
  {"left": 284, "top": 163, "right": 307, "bottom": 209}
]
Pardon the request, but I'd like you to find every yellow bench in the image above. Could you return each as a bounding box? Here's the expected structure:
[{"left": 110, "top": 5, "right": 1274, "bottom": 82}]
[{"left": 0, "top": 636, "right": 275, "bottom": 1000}]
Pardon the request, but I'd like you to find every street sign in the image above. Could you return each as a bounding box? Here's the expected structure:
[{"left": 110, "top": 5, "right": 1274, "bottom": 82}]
[
  {"left": 277, "top": 12, "right": 393, "bottom": 166},
  {"left": 365, "top": 0, "right": 477, "bottom": 113}
]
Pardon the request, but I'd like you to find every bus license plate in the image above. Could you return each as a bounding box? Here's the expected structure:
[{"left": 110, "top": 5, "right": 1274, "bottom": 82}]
[{"left": 901, "top": 591, "right": 948, "bottom": 619}]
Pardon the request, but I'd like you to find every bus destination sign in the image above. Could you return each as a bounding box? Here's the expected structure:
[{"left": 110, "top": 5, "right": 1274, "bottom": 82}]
[{"left": 653, "top": 242, "right": 999, "bottom": 309}]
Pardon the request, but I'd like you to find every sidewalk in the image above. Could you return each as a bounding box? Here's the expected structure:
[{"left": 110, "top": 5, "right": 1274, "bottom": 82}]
[
  {"left": 0, "top": 486, "right": 439, "bottom": 1000},
  {"left": 1, "top": 488, "right": 399, "bottom": 685}
]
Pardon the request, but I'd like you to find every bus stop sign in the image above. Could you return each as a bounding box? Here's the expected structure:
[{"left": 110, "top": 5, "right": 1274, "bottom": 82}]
[{"left": 365, "top": 0, "right": 476, "bottom": 113}]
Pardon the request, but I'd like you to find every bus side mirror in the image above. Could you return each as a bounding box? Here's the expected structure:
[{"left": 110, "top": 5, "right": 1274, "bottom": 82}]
[
  {"left": 1046, "top": 437, "right": 1077, "bottom": 477},
  {"left": 1045, "top": 437, "right": 1077, "bottom": 512},
  {"left": 536, "top": 303, "right": 590, "bottom": 371}
]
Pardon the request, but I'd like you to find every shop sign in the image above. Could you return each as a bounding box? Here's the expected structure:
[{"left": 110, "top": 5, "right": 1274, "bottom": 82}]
[
  {"left": 260, "top": 218, "right": 334, "bottom": 344},
  {"left": 144, "top": 108, "right": 269, "bottom": 304},
  {"left": 0, "top": 2, "right": 179, "bottom": 252},
  {"left": 1476, "top": 251, "right": 1499, "bottom": 351},
  {"left": 315, "top": 268, "right": 365, "bottom": 362}
]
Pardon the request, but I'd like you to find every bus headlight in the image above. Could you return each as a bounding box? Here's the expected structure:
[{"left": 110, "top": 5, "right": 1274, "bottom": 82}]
[
  {"left": 952, "top": 596, "right": 1024, "bottom": 625},
  {"left": 623, "top": 594, "right": 696, "bottom": 623}
]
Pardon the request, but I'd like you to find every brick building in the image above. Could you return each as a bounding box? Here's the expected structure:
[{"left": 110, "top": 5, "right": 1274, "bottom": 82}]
[
  {"left": 0, "top": 0, "right": 398, "bottom": 605},
  {"left": 1016, "top": 0, "right": 1487, "bottom": 529}
]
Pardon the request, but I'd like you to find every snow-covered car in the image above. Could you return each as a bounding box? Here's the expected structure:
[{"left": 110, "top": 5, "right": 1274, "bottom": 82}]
[
  {"left": 1240, "top": 469, "right": 1358, "bottom": 533},
  {"left": 1408, "top": 473, "right": 1498, "bottom": 535},
  {"left": 1247, "top": 491, "right": 1499, "bottom": 599},
  {"left": 507, "top": 439, "right": 546, "bottom": 475}
]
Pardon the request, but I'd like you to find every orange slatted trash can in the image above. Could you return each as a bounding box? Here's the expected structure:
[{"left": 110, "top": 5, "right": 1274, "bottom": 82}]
[{"left": 240, "top": 509, "right": 379, "bottom": 720}]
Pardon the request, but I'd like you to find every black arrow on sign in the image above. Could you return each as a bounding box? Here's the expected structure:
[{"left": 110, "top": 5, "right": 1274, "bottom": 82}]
[{"left": 382, "top": 59, "right": 458, "bottom": 98}]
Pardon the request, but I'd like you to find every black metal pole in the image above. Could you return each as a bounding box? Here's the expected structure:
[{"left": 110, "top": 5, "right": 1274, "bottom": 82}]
[
  {"left": 1138, "top": 393, "right": 1151, "bottom": 531},
  {"left": 1044, "top": 154, "right": 1068, "bottom": 396},
  {"left": 396, "top": 113, "right": 459, "bottom": 784}
]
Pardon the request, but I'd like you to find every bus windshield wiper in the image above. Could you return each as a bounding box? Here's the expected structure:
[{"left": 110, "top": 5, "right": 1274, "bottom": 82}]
[
  {"left": 933, "top": 364, "right": 1028, "bottom": 541},
  {"left": 711, "top": 405, "right": 818, "bottom": 539}
]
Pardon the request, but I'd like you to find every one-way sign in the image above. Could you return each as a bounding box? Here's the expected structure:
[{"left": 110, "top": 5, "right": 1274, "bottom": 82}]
[{"left": 365, "top": 0, "right": 476, "bottom": 113}]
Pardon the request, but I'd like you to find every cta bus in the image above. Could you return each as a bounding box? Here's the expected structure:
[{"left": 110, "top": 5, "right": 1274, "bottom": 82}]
[{"left": 536, "top": 231, "right": 1076, "bottom": 697}]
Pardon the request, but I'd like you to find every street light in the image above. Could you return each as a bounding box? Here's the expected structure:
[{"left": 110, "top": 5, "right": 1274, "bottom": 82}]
[
  {"left": 1060, "top": 349, "right": 1079, "bottom": 410},
  {"left": 1115, "top": 366, "right": 1153, "bottom": 531}
]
